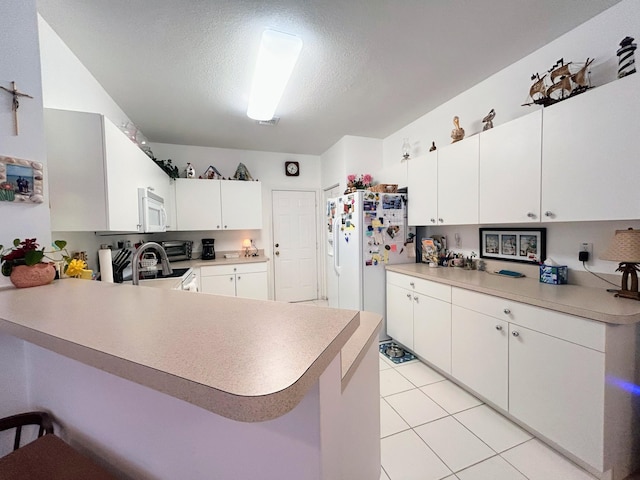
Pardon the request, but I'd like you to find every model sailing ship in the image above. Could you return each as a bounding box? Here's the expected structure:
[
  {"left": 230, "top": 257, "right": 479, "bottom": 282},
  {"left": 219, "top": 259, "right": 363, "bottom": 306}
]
[{"left": 523, "top": 58, "right": 594, "bottom": 107}]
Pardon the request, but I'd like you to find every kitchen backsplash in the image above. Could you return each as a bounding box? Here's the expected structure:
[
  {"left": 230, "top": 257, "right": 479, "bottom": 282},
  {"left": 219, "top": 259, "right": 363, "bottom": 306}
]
[{"left": 52, "top": 230, "right": 264, "bottom": 270}]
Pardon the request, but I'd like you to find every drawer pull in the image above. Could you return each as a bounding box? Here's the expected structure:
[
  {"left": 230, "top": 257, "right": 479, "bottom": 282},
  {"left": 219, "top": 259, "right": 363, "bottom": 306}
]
[
  {"left": 438, "top": 218, "right": 444, "bottom": 223},
  {"left": 406, "top": 293, "right": 412, "bottom": 299},
  {"left": 495, "top": 325, "right": 503, "bottom": 331},
  {"left": 413, "top": 296, "right": 419, "bottom": 302},
  {"left": 503, "top": 308, "right": 511, "bottom": 315},
  {"left": 512, "top": 331, "right": 520, "bottom": 337},
  {"left": 430, "top": 218, "right": 436, "bottom": 223},
  {"left": 527, "top": 212, "right": 536, "bottom": 218},
  {"left": 409, "top": 282, "right": 415, "bottom": 287}
]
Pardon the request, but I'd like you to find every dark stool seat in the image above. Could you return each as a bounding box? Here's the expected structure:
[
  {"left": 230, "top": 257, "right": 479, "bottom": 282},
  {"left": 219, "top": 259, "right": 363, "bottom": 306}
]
[
  {"left": 0, "top": 411, "right": 117, "bottom": 480},
  {"left": 0, "top": 434, "right": 118, "bottom": 480}
]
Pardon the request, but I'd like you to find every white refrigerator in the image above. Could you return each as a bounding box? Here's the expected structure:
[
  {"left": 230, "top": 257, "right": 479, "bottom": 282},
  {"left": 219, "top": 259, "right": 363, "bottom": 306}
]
[{"left": 326, "top": 190, "right": 414, "bottom": 340}]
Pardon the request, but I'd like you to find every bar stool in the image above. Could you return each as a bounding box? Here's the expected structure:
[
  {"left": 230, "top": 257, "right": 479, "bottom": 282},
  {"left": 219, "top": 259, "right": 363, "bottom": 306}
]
[{"left": 0, "top": 411, "right": 118, "bottom": 480}]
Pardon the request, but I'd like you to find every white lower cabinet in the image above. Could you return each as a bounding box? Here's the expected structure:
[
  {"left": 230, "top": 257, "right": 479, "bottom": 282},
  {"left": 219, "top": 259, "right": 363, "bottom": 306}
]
[
  {"left": 385, "top": 273, "right": 640, "bottom": 479},
  {"left": 508, "top": 324, "right": 604, "bottom": 471},
  {"left": 386, "top": 272, "right": 451, "bottom": 373},
  {"left": 200, "top": 263, "right": 268, "bottom": 300},
  {"left": 451, "top": 287, "right": 608, "bottom": 474},
  {"left": 451, "top": 305, "right": 508, "bottom": 410}
]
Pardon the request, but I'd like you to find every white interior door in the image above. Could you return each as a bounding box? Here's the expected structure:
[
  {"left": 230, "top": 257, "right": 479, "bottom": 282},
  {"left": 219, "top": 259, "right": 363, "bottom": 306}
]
[{"left": 272, "top": 190, "right": 318, "bottom": 302}]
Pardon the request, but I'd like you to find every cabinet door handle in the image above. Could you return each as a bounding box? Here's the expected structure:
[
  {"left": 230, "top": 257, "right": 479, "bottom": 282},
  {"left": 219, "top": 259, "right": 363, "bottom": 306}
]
[
  {"left": 413, "top": 296, "right": 419, "bottom": 302},
  {"left": 217, "top": 225, "right": 221, "bottom": 229},
  {"left": 512, "top": 331, "right": 520, "bottom": 337},
  {"left": 409, "top": 282, "right": 415, "bottom": 287},
  {"left": 229, "top": 277, "right": 234, "bottom": 281},
  {"left": 544, "top": 211, "right": 553, "bottom": 217},
  {"left": 495, "top": 325, "right": 503, "bottom": 331},
  {"left": 503, "top": 308, "right": 511, "bottom": 315},
  {"left": 406, "top": 293, "right": 412, "bottom": 299},
  {"left": 430, "top": 218, "right": 436, "bottom": 223},
  {"left": 237, "top": 276, "right": 241, "bottom": 281},
  {"left": 438, "top": 218, "right": 444, "bottom": 223},
  {"left": 527, "top": 212, "right": 536, "bottom": 218},
  {"left": 224, "top": 225, "right": 228, "bottom": 229}
]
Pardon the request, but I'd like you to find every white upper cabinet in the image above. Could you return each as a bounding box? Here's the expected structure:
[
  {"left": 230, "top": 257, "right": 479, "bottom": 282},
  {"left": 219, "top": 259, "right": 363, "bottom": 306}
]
[
  {"left": 407, "top": 151, "right": 438, "bottom": 226},
  {"left": 45, "top": 109, "right": 170, "bottom": 232},
  {"left": 174, "top": 179, "right": 262, "bottom": 231},
  {"left": 437, "top": 135, "right": 479, "bottom": 225},
  {"left": 220, "top": 180, "right": 262, "bottom": 230},
  {"left": 479, "top": 110, "right": 542, "bottom": 224},
  {"left": 175, "top": 178, "right": 223, "bottom": 230},
  {"left": 541, "top": 74, "right": 640, "bottom": 222}
]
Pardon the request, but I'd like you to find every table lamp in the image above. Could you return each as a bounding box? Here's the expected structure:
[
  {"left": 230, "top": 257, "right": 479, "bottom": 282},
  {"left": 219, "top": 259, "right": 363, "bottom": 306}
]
[
  {"left": 242, "top": 239, "right": 252, "bottom": 257},
  {"left": 600, "top": 228, "right": 640, "bottom": 300}
]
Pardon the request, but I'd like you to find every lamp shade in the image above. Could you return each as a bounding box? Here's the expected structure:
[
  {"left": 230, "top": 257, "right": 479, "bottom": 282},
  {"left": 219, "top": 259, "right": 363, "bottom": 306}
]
[
  {"left": 600, "top": 228, "right": 640, "bottom": 262},
  {"left": 242, "top": 239, "right": 252, "bottom": 249}
]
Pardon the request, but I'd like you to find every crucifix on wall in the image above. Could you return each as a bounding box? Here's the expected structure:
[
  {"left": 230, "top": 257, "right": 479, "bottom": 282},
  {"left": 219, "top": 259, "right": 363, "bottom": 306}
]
[{"left": 0, "top": 81, "right": 33, "bottom": 135}]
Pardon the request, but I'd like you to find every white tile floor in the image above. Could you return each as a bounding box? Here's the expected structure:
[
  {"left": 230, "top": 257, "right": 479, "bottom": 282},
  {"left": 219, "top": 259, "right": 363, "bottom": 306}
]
[{"left": 378, "top": 354, "right": 600, "bottom": 480}]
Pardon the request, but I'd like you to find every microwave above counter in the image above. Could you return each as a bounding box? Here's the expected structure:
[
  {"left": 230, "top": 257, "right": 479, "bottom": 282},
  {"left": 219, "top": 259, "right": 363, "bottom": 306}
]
[{"left": 138, "top": 187, "right": 167, "bottom": 233}]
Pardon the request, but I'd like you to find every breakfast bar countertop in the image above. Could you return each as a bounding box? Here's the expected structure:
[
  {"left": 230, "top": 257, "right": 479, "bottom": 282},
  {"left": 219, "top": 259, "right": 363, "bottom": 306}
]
[
  {"left": 386, "top": 263, "right": 640, "bottom": 325},
  {"left": 0, "top": 280, "right": 360, "bottom": 422}
]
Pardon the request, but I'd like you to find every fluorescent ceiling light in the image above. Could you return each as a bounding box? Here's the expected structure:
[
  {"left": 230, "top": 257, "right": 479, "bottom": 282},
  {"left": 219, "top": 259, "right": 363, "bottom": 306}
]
[{"left": 247, "top": 29, "right": 303, "bottom": 121}]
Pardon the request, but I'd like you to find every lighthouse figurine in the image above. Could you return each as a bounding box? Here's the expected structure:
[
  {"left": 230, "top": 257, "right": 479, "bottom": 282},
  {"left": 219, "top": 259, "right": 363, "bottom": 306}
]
[{"left": 617, "top": 36, "right": 637, "bottom": 78}]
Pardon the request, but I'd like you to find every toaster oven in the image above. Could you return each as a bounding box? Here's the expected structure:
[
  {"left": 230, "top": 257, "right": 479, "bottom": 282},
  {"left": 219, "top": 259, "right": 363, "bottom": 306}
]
[{"left": 160, "top": 240, "right": 193, "bottom": 261}]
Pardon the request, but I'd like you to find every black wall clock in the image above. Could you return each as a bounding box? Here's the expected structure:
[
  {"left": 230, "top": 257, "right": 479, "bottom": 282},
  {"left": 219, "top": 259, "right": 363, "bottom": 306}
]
[{"left": 285, "top": 161, "right": 300, "bottom": 176}]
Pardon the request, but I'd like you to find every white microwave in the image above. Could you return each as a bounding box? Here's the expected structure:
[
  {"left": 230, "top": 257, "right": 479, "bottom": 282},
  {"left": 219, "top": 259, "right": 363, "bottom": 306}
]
[{"left": 138, "top": 187, "right": 167, "bottom": 233}]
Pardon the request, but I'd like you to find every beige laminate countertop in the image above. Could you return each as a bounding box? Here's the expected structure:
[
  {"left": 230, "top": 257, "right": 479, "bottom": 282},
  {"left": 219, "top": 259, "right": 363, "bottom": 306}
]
[
  {"left": 0, "top": 280, "right": 360, "bottom": 422},
  {"left": 386, "top": 263, "right": 640, "bottom": 325}
]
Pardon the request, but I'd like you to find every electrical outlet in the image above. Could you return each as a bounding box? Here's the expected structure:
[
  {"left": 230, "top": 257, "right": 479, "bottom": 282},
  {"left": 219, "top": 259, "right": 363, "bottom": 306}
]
[{"left": 579, "top": 242, "right": 593, "bottom": 262}]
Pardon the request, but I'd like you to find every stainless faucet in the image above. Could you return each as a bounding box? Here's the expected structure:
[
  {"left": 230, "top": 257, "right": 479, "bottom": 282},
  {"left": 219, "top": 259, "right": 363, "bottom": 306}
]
[{"left": 131, "top": 242, "right": 173, "bottom": 285}]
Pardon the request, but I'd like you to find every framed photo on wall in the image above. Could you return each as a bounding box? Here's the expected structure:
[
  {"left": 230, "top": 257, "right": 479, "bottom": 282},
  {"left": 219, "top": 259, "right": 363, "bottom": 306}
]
[{"left": 479, "top": 228, "right": 546, "bottom": 264}]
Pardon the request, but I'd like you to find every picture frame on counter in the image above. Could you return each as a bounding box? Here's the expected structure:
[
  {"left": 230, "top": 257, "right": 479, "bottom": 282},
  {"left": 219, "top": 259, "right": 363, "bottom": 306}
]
[{"left": 479, "top": 227, "right": 546, "bottom": 264}]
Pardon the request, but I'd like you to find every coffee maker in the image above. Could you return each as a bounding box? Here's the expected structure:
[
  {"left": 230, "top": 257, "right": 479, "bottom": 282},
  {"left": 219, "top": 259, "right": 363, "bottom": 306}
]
[{"left": 201, "top": 238, "right": 216, "bottom": 260}]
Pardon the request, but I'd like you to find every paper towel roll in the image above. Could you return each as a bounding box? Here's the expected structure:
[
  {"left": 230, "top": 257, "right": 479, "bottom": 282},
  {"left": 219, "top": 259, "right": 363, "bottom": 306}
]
[{"left": 99, "top": 248, "right": 113, "bottom": 283}]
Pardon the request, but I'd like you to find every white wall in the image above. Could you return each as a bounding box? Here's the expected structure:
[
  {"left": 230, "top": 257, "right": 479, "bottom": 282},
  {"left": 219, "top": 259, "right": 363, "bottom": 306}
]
[
  {"left": 0, "top": 0, "right": 44, "bottom": 423},
  {"left": 320, "top": 135, "right": 383, "bottom": 192},
  {"left": 38, "top": 15, "right": 132, "bottom": 132},
  {"left": 378, "top": 0, "right": 640, "bottom": 276}
]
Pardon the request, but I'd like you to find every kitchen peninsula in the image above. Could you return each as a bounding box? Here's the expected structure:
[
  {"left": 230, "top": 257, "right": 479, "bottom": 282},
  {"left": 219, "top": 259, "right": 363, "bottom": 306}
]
[{"left": 0, "top": 281, "right": 381, "bottom": 479}]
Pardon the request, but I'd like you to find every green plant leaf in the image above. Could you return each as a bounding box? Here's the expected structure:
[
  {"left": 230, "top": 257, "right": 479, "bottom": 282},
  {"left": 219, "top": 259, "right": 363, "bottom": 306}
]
[
  {"left": 1, "top": 262, "right": 11, "bottom": 276},
  {"left": 24, "top": 249, "right": 45, "bottom": 266},
  {"left": 12, "top": 238, "right": 20, "bottom": 247},
  {"left": 54, "top": 240, "right": 67, "bottom": 250}
]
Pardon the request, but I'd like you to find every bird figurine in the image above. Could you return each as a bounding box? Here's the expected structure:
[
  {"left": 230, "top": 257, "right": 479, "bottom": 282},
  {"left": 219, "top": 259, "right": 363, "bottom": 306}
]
[
  {"left": 429, "top": 141, "right": 437, "bottom": 152},
  {"left": 451, "top": 116, "right": 465, "bottom": 143},
  {"left": 185, "top": 162, "right": 196, "bottom": 178},
  {"left": 482, "top": 109, "right": 496, "bottom": 131}
]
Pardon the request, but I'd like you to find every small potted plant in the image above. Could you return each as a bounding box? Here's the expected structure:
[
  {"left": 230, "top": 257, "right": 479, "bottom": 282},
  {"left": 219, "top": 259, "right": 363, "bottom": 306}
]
[{"left": 0, "top": 238, "right": 82, "bottom": 288}]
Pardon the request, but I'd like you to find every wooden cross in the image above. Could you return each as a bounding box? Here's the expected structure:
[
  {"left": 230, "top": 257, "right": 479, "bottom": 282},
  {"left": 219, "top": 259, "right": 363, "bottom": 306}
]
[{"left": 0, "top": 81, "right": 33, "bottom": 135}]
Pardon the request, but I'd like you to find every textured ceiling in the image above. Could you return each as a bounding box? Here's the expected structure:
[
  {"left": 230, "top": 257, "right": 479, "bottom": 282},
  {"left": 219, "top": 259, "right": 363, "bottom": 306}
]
[{"left": 37, "top": 0, "right": 621, "bottom": 155}]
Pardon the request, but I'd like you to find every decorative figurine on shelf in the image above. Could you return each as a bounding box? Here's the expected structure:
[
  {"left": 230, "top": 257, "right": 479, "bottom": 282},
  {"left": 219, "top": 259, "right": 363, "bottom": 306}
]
[
  {"left": 522, "top": 57, "right": 594, "bottom": 107},
  {"left": 617, "top": 36, "right": 637, "bottom": 78},
  {"left": 401, "top": 138, "right": 411, "bottom": 160},
  {"left": 185, "top": 163, "right": 196, "bottom": 178},
  {"left": 202, "top": 165, "right": 223, "bottom": 179},
  {"left": 482, "top": 109, "right": 495, "bottom": 131},
  {"left": 233, "top": 162, "right": 254, "bottom": 181},
  {"left": 451, "top": 116, "right": 465, "bottom": 143},
  {"left": 429, "top": 141, "right": 436, "bottom": 152}
]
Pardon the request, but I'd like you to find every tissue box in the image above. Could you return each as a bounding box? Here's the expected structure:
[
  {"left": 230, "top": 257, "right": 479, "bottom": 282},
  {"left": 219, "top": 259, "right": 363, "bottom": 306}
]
[{"left": 539, "top": 265, "right": 568, "bottom": 285}]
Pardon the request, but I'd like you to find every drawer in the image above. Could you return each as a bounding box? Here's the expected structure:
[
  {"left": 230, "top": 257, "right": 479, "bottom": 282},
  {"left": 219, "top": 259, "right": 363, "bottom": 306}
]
[
  {"left": 386, "top": 271, "right": 451, "bottom": 302},
  {"left": 452, "top": 288, "right": 605, "bottom": 352},
  {"left": 200, "top": 262, "right": 267, "bottom": 277}
]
